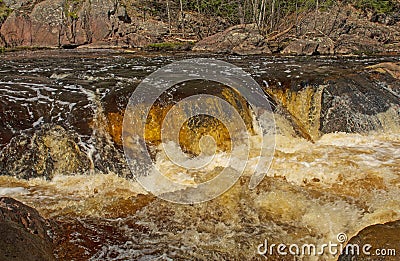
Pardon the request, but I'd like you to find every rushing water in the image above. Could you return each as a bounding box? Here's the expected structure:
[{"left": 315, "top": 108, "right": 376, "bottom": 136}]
[{"left": 0, "top": 50, "right": 399, "bottom": 260}]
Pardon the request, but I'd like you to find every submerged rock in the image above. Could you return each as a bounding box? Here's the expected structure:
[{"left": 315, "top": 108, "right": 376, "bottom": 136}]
[
  {"left": 0, "top": 197, "right": 55, "bottom": 261},
  {"left": 264, "top": 61, "right": 400, "bottom": 140},
  {"left": 0, "top": 124, "right": 91, "bottom": 179},
  {"left": 104, "top": 80, "right": 255, "bottom": 155},
  {"left": 338, "top": 220, "right": 400, "bottom": 261},
  {"left": 320, "top": 72, "right": 400, "bottom": 134}
]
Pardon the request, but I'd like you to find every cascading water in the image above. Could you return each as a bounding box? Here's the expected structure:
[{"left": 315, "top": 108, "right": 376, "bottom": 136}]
[{"left": 0, "top": 50, "right": 399, "bottom": 260}]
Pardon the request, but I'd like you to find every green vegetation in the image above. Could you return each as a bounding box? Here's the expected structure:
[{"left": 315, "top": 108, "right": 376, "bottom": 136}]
[
  {"left": 159, "top": 0, "right": 398, "bottom": 35},
  {"left": 66, "top": 10, "right": 78, "bottom": 19},
  {"left": 352, "top": 0, "right": 399, "bottom": 14},
  {"left": 64, "top": 0, "right": 82, "bottom": 20},
  {"left": 186, "top": 0, "right": 241, "bottom": 23},
  {"left": 0, "top": 46, "right": 51, "bottom": 54},
  {"left": 0, "top": 0, "right": 12, "bottom": 24},
  {"left": 138, "top": 0, "right": 351, "bottom": 36},
  {"left": 145, "top": 41, "right": 194, "bottom": 51}
]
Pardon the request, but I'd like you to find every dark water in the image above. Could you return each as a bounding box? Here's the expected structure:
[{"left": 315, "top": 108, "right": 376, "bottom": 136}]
[{"left": 0, "top": 50, "right": 399, "bottom": 260}]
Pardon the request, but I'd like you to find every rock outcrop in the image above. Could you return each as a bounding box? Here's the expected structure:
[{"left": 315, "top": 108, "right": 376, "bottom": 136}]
[
  {"left": 193, "top": 24, "right": 271, "bottom": 55},
  {"left": 263, "top": 61, "right": 400, "bottom": 140},
  {"left": 291, "top": 5, "right": 400, "bottom": 55},
  {"left": 338, "top": 220, "right": 400, "bottom": 261},
  {"left": 0, "top": 124, "right": 91, "bottom": 179},
  {"left": 1, "top": 1, "right": 399, "bottom": 54},
  {"left": 282, "top": 39, "right": 319, "bottom": 55},
  {"left": 367, "top": 62, "right": 400, "bottom": 80},
  {"left": 195, "top": 5, "right": 400, "bottom": 55},
  {"left": 0, "top": 0, "right": 163, "bottom": 48},
  {"left": 0, "top": 197, "right": 55, "bottom": 261},
  {"left": 281, "top": 37, "right": 335, "bottom": 55}
]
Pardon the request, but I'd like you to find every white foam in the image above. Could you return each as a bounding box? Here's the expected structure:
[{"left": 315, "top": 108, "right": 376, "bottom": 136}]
[{"left": 0, "top": 187, "right": 29, "bottom": 196}]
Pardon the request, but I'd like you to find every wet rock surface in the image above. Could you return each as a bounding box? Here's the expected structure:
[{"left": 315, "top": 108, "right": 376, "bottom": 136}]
[
  {"left": 320, "top": 72, "right": 400, "bottom": 134},
  {"left": 0, "top": 124, "right": 91, "bottom": 179},
  {"left": 261, "top": 59, "right": 400, "bottom": 140},
  {"left": 0, "top": 197, "right": 55, "bottom": 261},
  {"left": 338, "top": 220, "right": 400, "bottom": 261}
]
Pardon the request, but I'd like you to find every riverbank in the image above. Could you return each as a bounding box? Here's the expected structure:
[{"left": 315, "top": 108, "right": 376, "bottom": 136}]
[{"left": 1, "top": 0, "right": 400, "bottom": 56}]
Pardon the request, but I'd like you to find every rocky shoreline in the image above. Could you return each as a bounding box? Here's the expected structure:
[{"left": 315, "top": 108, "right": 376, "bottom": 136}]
[
  {"left": 1, "top": 0, "right": 400, "bottom": 56},
  {"left": 0, "top": 197, "right": 55, "bottom": 261}
]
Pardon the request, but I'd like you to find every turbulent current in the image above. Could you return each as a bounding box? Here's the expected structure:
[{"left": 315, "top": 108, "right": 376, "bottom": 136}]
[{"left": 0, "top": 50, "right": 399, "bottom": 260}]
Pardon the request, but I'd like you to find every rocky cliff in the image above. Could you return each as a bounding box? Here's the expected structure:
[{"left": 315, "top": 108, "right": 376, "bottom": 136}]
[{"left": 0, "top": 0, "right": 171, "bottom": 49}]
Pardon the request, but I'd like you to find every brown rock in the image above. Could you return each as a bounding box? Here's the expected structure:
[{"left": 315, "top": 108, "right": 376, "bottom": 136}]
[
  {"left": 335, "top": 34, "right": 380, "bottom": 54},
  {"left": 87, "top": 0, "right": 115, "bottom": 42},
  {"left": 0, "top": 197, "right": 55, "bottom": 261},
  {"left": 0, "top": 12, "right": 33, "bottom": 47},
  {"left": 316, "top": 37, "right": 335, "bottom": 55},
  {"left": 338, "top": 220, "right": 400, "bottom": 261},
  {"left": 367, "top": 62, "right": 400, "bottom": 80},
  {"left": 0, "top": 0, "right": 131, "bottom": 48},
  {"left": 281, "top": 39, "right": 319, "bottom": 55},
  {"left": 282, "top": 37, "right": 334, "bottom": 55},
  {"left": 1, "top": 0, "right": 65, "bottom": 47},
  {"left": 125, "top": 33, "right": 153, "bottom": 48},
  {"left": 2, "top": 0, "right": 32, "bottom": 10},
  {"left": 193, "top": 24, "right": 271, "bottom": 55},
  {"left": 30, "top": 0, "right": 64, "bottom": 47},
  {"left": 232, "top": 35, "right": 271, "bottom": 55}
]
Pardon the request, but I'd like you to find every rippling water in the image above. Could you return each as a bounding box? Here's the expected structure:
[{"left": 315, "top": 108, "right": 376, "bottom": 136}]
[{"left": 0, "top": 50, "right": 399, "bottom": 260}]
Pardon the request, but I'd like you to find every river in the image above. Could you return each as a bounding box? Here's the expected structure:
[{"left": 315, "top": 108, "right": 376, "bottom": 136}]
[{"left": 0, "top": 50, "right": 399, "bottom": 260}]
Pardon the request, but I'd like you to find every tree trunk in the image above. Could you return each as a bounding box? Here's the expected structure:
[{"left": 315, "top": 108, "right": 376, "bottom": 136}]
[
  {"left": 271, "top": 0, "right": 276, "bottom": 30},
  {"left": 166, "top": 0, "right": 171, "bottom": 34},
  {"left": 258, "top": 0, "right": 266, "bottom": 30},
  {"left": 239, "top": 2, "right": 244, "bottom": 24},
  {"left": 253, "top": 0, "right": 258, "bottom": 24},
  {"left": 314, "top": 0, "right": 319, "bottom": 29},
  {"left": 180, "top": 0, "right": 185, "bottom": 37},
  {"left": 196, "top": 0, "right": 200, "bottom": 14}
]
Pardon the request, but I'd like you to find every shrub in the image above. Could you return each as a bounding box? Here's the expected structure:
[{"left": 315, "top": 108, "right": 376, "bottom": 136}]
[
  {"left": 352, "top": 0, "right": 399, "bottom": 14},
  {"left": 0, "top": 0, "right": 12, "bottom": 24}
]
